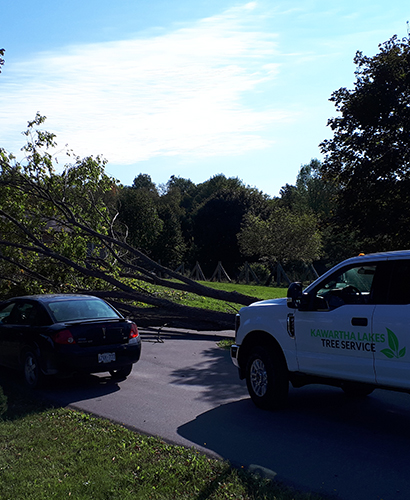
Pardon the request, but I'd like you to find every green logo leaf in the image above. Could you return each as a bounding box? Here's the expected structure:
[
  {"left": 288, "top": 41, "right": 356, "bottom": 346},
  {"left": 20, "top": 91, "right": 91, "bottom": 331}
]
[
  {"left": 381, "top": 328, "right": 406, "bottom": 359},
  {"left": 380, "top": 348, "right": 395, "bottom": 359},
  {"left": 387, "top": 328, "right": 399, "bottom": 352}
]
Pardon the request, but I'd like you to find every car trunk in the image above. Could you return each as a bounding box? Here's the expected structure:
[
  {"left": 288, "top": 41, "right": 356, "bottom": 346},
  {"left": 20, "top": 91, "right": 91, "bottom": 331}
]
[{"left": 66, "top": 320, "right": 130, "bottom": 347}]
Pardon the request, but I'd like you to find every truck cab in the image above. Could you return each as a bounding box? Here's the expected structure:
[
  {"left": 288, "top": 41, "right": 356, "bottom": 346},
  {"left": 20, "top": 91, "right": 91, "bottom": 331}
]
[{"left": 231, "top": 251, "right": 410, "bottom": 409}]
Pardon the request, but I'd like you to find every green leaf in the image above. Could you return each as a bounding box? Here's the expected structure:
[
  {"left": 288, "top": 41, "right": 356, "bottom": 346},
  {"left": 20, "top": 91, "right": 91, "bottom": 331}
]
[
  {"left": 380, "top": 348, "right": 395, "bottom": 359},
  {"left": 399, "top": 347, "right": 406, "bottom": 358},
  {"left": 386, "top": 328, "right": 399, "bottom": 352}
]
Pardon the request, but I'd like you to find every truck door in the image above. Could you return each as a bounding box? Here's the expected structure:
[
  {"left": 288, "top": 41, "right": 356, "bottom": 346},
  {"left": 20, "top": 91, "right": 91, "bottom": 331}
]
[
  {"left": 372, "top": 260, "right": 410, "bottom": 390},
  {"left": 293, "top": 263, "right": 378, "bottom": 384}
]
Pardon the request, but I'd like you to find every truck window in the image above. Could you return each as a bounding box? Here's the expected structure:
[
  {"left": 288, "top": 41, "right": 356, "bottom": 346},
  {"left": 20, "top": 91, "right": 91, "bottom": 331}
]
[
  {"left": 315, "top": 264, "right": 377, "bottom": 308},
  {"left": 387, "top": 260, "right": 410, "bottom": 304},
  {"left": 369, "top": 260, "right": 410, "bottom": 305}
]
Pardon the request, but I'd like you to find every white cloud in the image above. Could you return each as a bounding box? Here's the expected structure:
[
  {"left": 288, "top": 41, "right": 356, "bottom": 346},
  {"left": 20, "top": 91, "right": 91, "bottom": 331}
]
[{"left": 0, "top": 3, "right": 288, "bottom": 165}]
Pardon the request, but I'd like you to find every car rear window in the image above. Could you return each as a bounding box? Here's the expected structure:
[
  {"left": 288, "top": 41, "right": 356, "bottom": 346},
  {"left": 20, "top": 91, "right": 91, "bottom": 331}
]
[{"left": 47, "top": 299, "right": 121, "bottom": 322}]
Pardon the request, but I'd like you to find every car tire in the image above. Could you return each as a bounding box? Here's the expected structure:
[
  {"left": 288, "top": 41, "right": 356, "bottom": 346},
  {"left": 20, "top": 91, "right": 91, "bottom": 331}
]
[
  {"left": 245, "top": 346, "right": 288, "bottom": 410},
  {"left": 109, "top": 364, "right": 133, "bottom": 381},
  {"left": 23, "top": 350, "right": 42, "bottom": 389},
  {"left": 341, "top": 382, "right": 374, "bottom": 398}
]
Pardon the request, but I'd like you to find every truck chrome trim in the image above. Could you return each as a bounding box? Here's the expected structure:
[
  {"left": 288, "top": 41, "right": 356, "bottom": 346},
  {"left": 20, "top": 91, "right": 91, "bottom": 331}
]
[{"left": 230, "top": 344, "right": 240, "bottom": 367}]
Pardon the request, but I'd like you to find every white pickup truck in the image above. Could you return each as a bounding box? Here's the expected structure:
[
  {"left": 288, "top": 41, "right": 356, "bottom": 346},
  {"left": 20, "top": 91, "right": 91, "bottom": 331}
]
[{"left": 231, "top": 250, "right": 410, "bottom": 409}]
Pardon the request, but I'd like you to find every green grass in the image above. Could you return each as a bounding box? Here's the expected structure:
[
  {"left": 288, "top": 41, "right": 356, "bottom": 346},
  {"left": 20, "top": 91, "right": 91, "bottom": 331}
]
[
  {"left": 153, "top": 281, "right": 287, "bottom": 314},
  {"left": 199, "top": 281, "right": 287, "bottom": 300},
  {"left": 0, "top": 383, "right": 323, "bottom": 500},
  {"left": 217, "top": 338, "right": 235, "bottom": 350},
  {"left": 123, "top": 276, "right": 288, "bottom": 314}
]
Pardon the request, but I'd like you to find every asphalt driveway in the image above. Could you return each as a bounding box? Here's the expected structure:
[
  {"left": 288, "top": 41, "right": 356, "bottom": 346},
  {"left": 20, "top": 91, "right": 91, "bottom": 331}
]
[{"left": 27, "top": 327, "right": 410, "bottom": 500}]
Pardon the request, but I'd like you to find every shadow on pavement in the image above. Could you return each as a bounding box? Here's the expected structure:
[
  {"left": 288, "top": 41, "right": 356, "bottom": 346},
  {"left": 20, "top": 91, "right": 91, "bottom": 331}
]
[
  {"left": 178, "top": 386, "right": 410, "bottom": 500},
  {"left": 169, "top": 344, "right": 247, "bottom": 404},
  {"left": 0, "top": 365, "right": 122, "bottom": 414}
]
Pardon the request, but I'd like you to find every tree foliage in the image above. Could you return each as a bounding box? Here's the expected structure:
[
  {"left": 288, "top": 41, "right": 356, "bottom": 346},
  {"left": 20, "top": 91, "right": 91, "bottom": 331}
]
[
  {"left": 280, "top": 159, "right": 338, "bottom": 220},
  {"left": 118, "top": 174, "right": 186, "bottom": 265},
  {"left": 320, "top": 35, "right": 410, "bottom": 250},
  {"left": 118, "top": 185, "right": 163, "bottom": 254},
  {"left": 191, "top": 181, "right": 270, "bottom": 274},
  {"left": 237, "top": 207, "right": 322, "bottom": 264}
]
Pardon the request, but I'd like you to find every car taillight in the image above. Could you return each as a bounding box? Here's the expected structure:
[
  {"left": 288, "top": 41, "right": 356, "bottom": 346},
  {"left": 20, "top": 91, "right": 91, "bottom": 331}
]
[
  {"left": 53, "top": 329, "right": 76, "bottom": 345},
  {"left": 129, "top": 323, "right": 139, "bottom": 344}
]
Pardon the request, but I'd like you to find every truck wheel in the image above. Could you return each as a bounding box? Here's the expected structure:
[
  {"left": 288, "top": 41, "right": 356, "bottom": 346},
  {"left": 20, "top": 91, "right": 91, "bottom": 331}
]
[{"left": 245, "top": 346, "right": 288, "bottom": 410}]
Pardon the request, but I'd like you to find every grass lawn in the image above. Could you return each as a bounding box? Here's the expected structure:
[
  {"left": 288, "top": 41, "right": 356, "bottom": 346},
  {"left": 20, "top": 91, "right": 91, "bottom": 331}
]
[
  {"left": 159, "top": 281, "right": 288, "bottom": 314},
  {"left": 0, "top": 378, "right": 322, "bottom": 500},
  {"left": 199, "top": 281, "right": 287, "bottom": 301}
]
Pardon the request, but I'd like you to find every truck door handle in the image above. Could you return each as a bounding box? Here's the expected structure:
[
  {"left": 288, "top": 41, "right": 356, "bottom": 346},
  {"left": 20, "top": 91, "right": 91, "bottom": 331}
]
[{"left": 351, "top": 317, "right": 368, "bottom": 327}]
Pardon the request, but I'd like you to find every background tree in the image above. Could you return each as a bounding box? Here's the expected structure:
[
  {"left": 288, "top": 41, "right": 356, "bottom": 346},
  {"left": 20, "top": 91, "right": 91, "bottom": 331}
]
[
  {"left": 279, "top": 160, "right": 352, "bottom": 268},
  {"left": 119, "top": 174, "right": 186, "bottom": 265},
  {"left": 118, "top": 176, "right": 163, "bottom": 255},
  {"left": 320, "top": 35, "right": 410, "bottom": 251},
  {"left": 190, "top": 177, "right": 270, "bottom": 276},
  {"left": 151, "top": 194, "right": 186, "bottom": 266},
  {"left": 280, "top": 159, "right": 337, "bottom": 220},
  {"left": 131, "top": 173, "right": 158, "bottom": 192},
  {"left": 161, "top": 176, "right": 198, "bottom": 260},
  {"left": 237, "top": 207, "right": 322, "bottom": 266}
]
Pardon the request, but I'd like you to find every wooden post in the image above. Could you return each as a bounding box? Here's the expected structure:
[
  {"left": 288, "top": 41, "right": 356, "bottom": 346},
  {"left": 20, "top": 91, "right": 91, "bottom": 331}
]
[
  {"left": 311, "top": 264, "right": 319, "bottom": 279},
  {"left": 210, "top": 261, "right": 231, "bottom": 282},
  {"left": 276, "top": 262, "right": 291, "bottom": 286},
  {"left": 237, "top": 262, "right": 260, "bottom": 284},
  {"left": 190, "top": 262, "right": 206, "bottom": 281},
  {"left": 175, "top": 263, "right": 185, "bottom": 275},
  {"left": 245, "top": 261, "right": 249, "bottom": 284}
]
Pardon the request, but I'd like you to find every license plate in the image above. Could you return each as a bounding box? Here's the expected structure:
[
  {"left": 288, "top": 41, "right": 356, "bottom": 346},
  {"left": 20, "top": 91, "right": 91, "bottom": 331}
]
[{"left": 98, "top": 352, "right": 116, "bottom": 363}]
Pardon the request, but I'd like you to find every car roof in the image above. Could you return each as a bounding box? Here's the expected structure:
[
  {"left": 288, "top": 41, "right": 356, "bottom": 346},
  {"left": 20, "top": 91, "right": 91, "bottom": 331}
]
[{"left": 6, "top": 294, "right": 101, "bottom": 303}]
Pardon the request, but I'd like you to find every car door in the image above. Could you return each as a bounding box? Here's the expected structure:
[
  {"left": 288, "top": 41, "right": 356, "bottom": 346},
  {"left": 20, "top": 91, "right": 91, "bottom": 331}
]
[
  {"left": 293, "top": 262, "right": 379, "bottom": 384},
  {"left": 372, "top": 259, "right": 410, "bottom": 390},
  {"left": 0, "top": 301, "right": 19, "bottom": 366},
  {"left": 0, "top": 300, "right": 41, "bottom": 368}
]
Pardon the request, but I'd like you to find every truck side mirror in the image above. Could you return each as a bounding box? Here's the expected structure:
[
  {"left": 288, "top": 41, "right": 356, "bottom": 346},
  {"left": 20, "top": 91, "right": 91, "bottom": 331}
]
[
  {"left": 287, "top": 282, "right": 302, "bottom": 308},
  {"left": 287, "top": 282, "right": 310, "bottom": 309}
]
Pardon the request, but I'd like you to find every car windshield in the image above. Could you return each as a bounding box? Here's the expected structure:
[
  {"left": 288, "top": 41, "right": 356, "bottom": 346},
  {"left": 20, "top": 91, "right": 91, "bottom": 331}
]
[{"left": 47, "top": 299, "right": 120, "bottom": 322}]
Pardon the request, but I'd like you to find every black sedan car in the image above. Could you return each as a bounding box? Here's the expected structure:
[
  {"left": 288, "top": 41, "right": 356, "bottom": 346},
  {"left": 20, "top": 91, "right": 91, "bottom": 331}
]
[{"left": 0, "top": 294, "right": 141, "bottom": 388}]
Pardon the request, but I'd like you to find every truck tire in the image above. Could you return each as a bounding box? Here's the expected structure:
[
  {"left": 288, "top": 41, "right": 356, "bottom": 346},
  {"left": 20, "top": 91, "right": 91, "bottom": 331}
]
[{"left": 245, "top": 346, "right": 288, "bottom": 410}]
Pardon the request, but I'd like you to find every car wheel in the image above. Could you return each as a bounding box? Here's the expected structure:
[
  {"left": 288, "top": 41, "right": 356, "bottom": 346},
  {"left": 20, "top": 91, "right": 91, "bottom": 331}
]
[
  {"left": 109, "top": 364, "right": 133, "bottom": 381},
  {"left": 23, "top": 350, "right": 42, "bottom": 389},
  {"left": 341, "top": 382, "right": 374, "bottom": 398},
  {"left": 245, "top": 346, "right": 288, "bottom": 410}
]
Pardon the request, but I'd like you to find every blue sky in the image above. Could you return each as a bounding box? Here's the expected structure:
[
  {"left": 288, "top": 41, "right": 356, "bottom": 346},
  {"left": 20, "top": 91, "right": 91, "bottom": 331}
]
[{"left": 1, "top": 1, "right": 409, "bottom": 196}]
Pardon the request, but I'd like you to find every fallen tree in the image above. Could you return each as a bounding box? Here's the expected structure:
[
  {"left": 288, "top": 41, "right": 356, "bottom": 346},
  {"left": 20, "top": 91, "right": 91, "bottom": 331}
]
[{"left": 0, "top": 115, "right": 258, "bottom": 330}]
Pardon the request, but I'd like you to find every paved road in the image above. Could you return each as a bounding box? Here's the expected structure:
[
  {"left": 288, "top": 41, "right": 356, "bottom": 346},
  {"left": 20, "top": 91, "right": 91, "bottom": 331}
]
[{"left": 38, "top": 327, "right": 410, "bottom": 500}]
